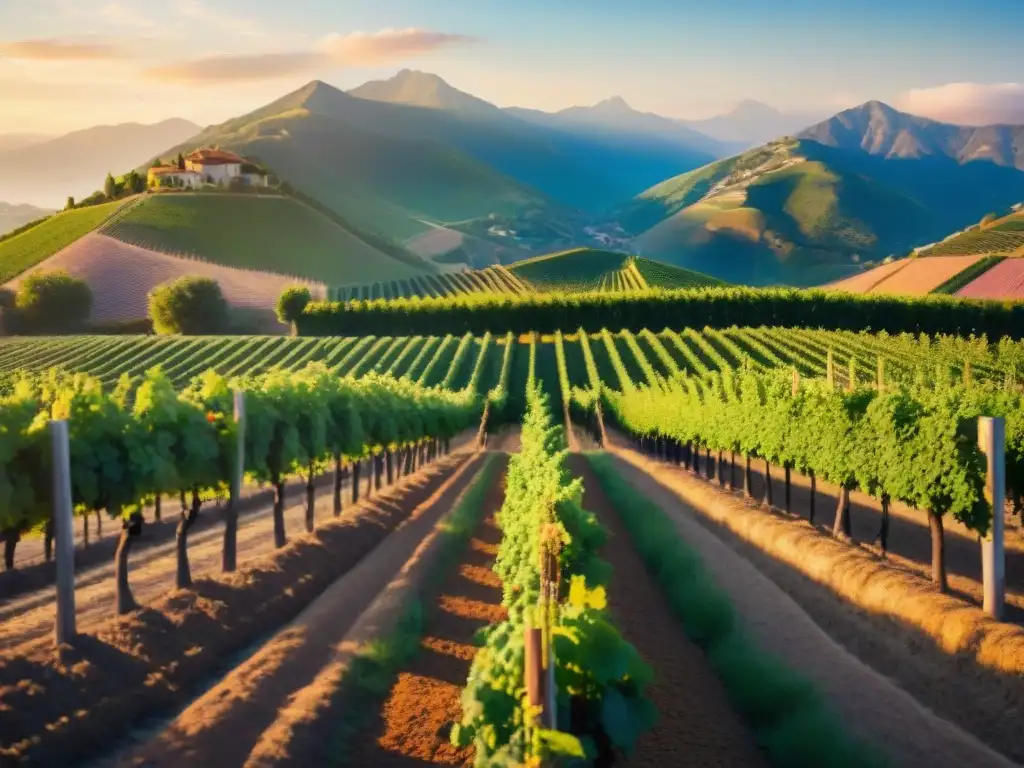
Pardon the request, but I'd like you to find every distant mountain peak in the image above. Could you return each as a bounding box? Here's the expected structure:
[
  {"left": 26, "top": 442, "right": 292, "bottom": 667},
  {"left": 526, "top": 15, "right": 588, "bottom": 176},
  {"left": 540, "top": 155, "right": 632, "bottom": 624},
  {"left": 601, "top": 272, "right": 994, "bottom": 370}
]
[
  {"left": 348, "top": 70, "right": 499, "bottom": 116},
  {"left": 593, "top": 95, "right": 634, "bottom": 113}
]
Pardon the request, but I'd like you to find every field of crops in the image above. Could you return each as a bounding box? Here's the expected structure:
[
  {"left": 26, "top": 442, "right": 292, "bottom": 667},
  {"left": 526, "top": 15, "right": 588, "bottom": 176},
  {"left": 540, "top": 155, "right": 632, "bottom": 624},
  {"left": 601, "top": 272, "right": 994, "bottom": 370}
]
[
  {"left": 327, "top": 249, "right": 722, "bottom": 301},
  {"left": 100, "top": 194, "right": 423, "bottom": 285},
  {"left": 328, "top": 264, "right": 527, "bottom": 301},
  {"left": 956, "top": 257, "right": 1024, "bottom": 300},
  {"left": 0, "top": 199, "right": 130, "bottom": 283},
  {"left": 2, "top": 325, "right": 1015, "bottom": 397},
  {"left": 3, "top": 318, "right": 1022, "bottom": 768},
  {"left": 922, "top": 228, "right": 1024, "bottom": 257}
]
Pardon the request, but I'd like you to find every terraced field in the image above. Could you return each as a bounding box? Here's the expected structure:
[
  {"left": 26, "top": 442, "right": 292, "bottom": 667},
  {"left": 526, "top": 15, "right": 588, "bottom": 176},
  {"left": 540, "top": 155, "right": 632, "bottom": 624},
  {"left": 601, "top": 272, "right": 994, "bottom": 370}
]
[
  {"left": 0, "top": 199, "right": 131, "bottom": 283},
  {"left": 867, "top": 255, "right": 987, "bottom": 296},
  {"left": 101, "top": 194, "right": 424, "bottom": 285},
  {"left": 921, "top": 212, "right": 1024, "bottom": 257}
]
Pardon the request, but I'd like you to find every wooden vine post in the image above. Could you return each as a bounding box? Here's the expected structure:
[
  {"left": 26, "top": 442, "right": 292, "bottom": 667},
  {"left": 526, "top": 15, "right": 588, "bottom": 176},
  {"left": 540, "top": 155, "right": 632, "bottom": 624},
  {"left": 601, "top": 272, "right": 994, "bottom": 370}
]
[
  {"left": 978, "top": 416, "right": 1006, "bottom": 619},
  {"left": 51, "top": 419, "right": 77, "bottom": 646},
  {"left": 223, "top": 390, "right": 245, "bottom": 573}
]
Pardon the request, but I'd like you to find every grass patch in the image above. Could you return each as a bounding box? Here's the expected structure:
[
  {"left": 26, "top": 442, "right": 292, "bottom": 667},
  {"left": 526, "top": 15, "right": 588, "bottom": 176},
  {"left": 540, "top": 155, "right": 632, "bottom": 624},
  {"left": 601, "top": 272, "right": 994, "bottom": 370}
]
[
  {"left": 101, "top": 195, "right": 422, "bottom": 284},
  {"left": 0, "top": 200, "right": 126, "bottom": 282},
  {"left": 931, "top": 255, "right": 1005, "bottom": 294},
  {"left": 331, "top": 453, "right": 500, "bottom": 764},
  {"left": 584, "top": 452, "right": 887, "bottom": 768}
]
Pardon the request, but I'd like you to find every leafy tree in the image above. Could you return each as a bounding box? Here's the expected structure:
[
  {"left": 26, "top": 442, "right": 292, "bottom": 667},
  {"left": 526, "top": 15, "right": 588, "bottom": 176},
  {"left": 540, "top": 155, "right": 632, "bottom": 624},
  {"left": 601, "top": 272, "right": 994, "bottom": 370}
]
[
  {"left": 125, "top": 170, "right": 146, "bottom": 194},
  {"left": 103, "top": 172, "right": 117, "bottom": 199},
  {"left": 15, "top": 271, "right": 92, "bottom": 334},
  {"left": 276, "top": 285, "right": 311, "bottom": 332},
  {"left": 176, "top": 152, "right": 186, "bottom": 170},
  {"left": 65, "top": 196, "right": 75, "bottom": 210},
  {"left": 148, "top": 276, "right": 230, "bottom": 335},
  {"left": 151, "top": 159, "right": 163, "bottom": 168}
]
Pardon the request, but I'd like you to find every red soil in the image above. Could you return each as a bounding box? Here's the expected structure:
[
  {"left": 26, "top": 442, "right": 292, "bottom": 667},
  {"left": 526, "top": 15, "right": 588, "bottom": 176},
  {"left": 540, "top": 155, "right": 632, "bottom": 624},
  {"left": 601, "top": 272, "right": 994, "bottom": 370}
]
[
  {"left": 350, "top": 458, "right": 508, "bottom": 766},
  {"left": 568, "top": 455, "right": 766, "bottom": 767}
]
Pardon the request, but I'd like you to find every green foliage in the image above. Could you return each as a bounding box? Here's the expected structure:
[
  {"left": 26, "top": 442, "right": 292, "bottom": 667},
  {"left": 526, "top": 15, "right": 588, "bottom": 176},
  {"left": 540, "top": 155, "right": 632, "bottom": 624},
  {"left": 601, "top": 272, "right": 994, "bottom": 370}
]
[
  {"left": 602, "top": 367, "right": 1009, "bottom": 536},
  {"left": 456, "top": 384, "right": 654, "bottom": 765},
  {"left": 298, "top": 285, "right": 1024, "bottom": 340},
  {"left": 585, "top": 453, "right": 887, "bottom": 768},
  {"left": 148, "top": 276, "right": 230, "bottom": 335},
  {"left": 103, "top": 173, "right": 118, "bottom": 199},
  {"left": 14, "top": 270, "right": 92, "bottom": 334},
  {"left": 276, "top": 285, "right": 312, "bottom": 327}
]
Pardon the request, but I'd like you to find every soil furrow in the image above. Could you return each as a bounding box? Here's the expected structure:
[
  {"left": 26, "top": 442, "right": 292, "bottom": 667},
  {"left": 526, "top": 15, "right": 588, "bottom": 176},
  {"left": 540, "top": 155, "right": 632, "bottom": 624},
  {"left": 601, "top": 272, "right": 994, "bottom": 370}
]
[
  {"left": 568, "top": 455, "right": 767, "bottom": 768},
  {"left": 348, "top": 457, "right": 508, "bottom": 766}
]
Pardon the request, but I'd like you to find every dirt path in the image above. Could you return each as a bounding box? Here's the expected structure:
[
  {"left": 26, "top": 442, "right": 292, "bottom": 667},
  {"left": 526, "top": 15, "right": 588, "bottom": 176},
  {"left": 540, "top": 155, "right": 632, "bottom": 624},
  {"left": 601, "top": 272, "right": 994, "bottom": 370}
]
[
  {"left": 98, "top": 453, "right": 487, "bottom": 768},
  {"left": 348, "top": 457, "right": 508, "bottom": 767},
  {"left": 604, "top": 451, "right": 1018, "bottom": 768},
  {"left": 1, "top": 441, "right": 479, "bottom": 649},
  {"left": 2, "top": 453, "right": 477, "bottom": 768},
  {"left": 611, "top": 431, "right": 1024, "bottom": 622},
  {"left": 568, "top": 455, "right": 766, "bottom": 768}
]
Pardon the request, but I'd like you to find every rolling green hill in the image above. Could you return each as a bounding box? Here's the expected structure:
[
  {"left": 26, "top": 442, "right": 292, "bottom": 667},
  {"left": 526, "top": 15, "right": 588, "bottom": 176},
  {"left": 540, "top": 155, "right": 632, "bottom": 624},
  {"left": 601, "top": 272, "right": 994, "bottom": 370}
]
[
  {"left": 618, "top": 126, "right": 1024, "bottom": 286},
  {"left": 148, "top": 80, "right": 568, "bottom": 242},
  {"left": 100, "top": 194, "right": 430, "bottom": 284},
  {"left": 0, "top": 198, "right": 129, "bottom": 283},
  {"left": 328, "top": 248, "right": 723, "bottom": 300}
]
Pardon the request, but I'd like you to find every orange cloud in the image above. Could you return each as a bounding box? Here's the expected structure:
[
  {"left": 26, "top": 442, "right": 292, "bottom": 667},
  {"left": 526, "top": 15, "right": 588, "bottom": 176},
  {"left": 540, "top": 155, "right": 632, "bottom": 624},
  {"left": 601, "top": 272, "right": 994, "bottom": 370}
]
[
  {"left": 0, "top": 38, "right": 126, "bottom": 61},
  {"left": 318, "top": 28, "right": 476, "bottom": 65},
  {"left": 144, "top": 28, "right": 475, "bottom": 85},
  {"left": 146, "top": 52, "right": 326, "bottom": 84},
  {"left": 898, "top": 83, "right": 1024, "bottom": 126}
]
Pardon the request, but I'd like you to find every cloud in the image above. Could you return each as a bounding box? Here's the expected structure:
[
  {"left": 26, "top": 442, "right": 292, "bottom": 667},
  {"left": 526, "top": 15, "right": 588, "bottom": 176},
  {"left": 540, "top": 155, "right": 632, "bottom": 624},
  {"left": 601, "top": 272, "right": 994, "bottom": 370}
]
[
  {"left": 145, "top": 27, "right": 475, "bottom": 85},
  {"left": 146, "top": 52, "right": 326, "bottom": 84},
  {"left": 176, "top": 0, "right": 269, "bottom": 39},
  {"left": 897, "top": 83, "right": 1024, "bottom": 126},
  {"left": 318, "top": 28, "right": 476, "bottom": 65},
  {"left": 0, "top": 38, "right": 126, "bottom": 61}
]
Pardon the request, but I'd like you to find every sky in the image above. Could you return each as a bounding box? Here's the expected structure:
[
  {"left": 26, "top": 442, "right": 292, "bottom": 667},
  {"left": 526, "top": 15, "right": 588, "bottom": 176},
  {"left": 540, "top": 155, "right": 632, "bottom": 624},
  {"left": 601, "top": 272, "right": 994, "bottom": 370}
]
[{"left": 1, "top": 0, "right": 1023, "bottom": 135}]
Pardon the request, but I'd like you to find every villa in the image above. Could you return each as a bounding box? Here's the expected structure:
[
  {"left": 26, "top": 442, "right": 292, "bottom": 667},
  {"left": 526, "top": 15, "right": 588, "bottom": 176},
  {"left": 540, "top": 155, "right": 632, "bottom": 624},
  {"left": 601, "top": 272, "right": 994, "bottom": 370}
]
[{"left": 148, "top": 148, "right": 269, "bottom": 189}]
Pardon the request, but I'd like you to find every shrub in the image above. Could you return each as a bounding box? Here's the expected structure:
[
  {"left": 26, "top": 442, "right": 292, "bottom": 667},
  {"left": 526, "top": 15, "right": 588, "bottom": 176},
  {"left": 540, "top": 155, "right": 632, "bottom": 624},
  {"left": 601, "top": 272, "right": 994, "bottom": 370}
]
[
  {"left": 276, "top": 285, "right": 312, "bottom": 331},
  {"left": 148, "top": 276, "right": 230, "bottom": 335},
  {"left": 14, "top": 270, "right": 92, "bottom": 334}
]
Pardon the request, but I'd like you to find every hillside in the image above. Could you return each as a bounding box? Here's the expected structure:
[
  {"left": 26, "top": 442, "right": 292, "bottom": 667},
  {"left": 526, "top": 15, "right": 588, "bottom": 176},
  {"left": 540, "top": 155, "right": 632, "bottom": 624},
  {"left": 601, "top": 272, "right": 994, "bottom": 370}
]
[
  {"left": 328, "top": 248, "right": 724, "bottom": 300},
  {"left": 615, "top": 107, "right": 1024, "bottom": 286},
  {"left": 0, "top": 119, "right": 201, "bottom": 208},
  {"left": 99, "top": 194, "right": 429, "bottom": 285},
  {"left": 7, "top": 233, "right": 324, "bottom": 330},
  {"left": 0, "top": 198, "right": 130, "bottom": 283},
  {"left": 918, "top": 210, "right": 1024, "bottom": 257},
  {"left": 151, "top": 81, "right": 561, "bottom": 244},
  {"left": 0, "top": 202, "right": 54, "bottom": 237}
]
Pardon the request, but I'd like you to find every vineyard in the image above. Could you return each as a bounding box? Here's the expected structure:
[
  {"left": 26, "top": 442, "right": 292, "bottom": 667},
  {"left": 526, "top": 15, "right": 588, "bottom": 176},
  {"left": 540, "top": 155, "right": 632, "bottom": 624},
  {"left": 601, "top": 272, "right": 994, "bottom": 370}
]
[
  {"left": 327, "top": 249, "right": 722, "bottom": 301},
  {"left": 2, "top": 326, "right": 1020, "bottom": 396},
  {"left": 2, "top": 316, "right": 1023, "bottom": 766},
  {"left": 100, "top": 194, "right": 423, "bottom": 284},
  {"left": 0, "top": 199, "right": 129, "bottom": 283},
  {"left": 957, "top": 257, "right": 1024, "bottom": 300},
  {"left": 920, "top": 211, "right": 1024, "bottom": 257}
]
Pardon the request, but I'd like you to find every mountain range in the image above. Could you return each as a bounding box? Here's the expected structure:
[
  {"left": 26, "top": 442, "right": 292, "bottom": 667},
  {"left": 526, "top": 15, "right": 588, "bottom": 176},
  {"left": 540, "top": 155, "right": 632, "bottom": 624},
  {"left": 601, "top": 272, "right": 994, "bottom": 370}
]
[
  {"left": 0, "top": 119, "right": 201, "bottom": 208},
  {"left": 4, "top": 70, "right": 1024, "bottom": 288},
  {"left": 617, "top": 101, "right": 1024, "bottom": 284}
]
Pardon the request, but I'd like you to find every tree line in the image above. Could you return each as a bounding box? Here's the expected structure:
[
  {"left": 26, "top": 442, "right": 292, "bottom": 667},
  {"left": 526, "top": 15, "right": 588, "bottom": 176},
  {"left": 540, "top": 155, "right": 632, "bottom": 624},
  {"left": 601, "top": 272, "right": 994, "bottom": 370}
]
[{"left": 295, "top": 286, "right": 1024, "bottom": 340}]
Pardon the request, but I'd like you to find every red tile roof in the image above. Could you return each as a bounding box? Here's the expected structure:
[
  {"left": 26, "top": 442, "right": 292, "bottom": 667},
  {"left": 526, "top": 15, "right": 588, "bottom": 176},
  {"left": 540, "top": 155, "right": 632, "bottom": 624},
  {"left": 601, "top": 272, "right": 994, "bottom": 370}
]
[{"left": 186, "top": 148, "right": 244, "bottom": 166}]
